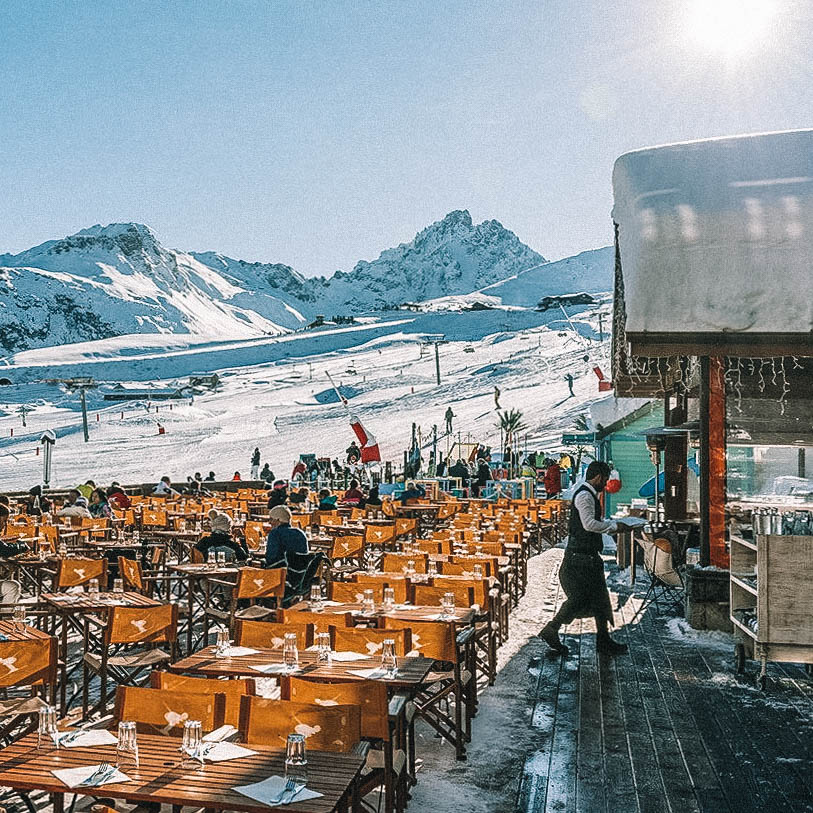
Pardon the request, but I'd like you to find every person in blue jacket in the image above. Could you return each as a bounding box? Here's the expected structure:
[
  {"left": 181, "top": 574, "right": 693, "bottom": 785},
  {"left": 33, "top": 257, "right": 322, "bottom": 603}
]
[
  {"left": 399, "top": 481, "right": 426, "bottom": 503},
  {"left": 264, "top": 505, "right": 309, "bottom": 567}
]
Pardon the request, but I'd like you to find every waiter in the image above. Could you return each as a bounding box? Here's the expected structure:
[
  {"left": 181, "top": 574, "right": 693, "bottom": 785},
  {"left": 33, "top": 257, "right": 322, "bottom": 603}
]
[{"left": 538, "top": 460, "right": 628, "bottom": 655}]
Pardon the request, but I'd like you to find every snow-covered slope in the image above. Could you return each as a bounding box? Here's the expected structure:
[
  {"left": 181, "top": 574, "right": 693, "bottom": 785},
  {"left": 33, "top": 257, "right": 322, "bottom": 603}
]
[{"left": 0, "top": 224, "right": 297, "bottom": 353}]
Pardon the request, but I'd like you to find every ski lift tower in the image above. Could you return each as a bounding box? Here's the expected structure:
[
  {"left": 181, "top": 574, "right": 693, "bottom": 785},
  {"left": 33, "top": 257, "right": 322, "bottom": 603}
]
[
  {"left": 419, "top": 334, "right": 448, "bottom": 386},
  {"left": 51, "top": 377, "right": 97, "bottom": 442}
]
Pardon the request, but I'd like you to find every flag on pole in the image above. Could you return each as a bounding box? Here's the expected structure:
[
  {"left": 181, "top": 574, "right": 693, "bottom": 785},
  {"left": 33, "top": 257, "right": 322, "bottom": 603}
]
[{"left": 350, "top": 415, "right": 381, "bottom": 463}]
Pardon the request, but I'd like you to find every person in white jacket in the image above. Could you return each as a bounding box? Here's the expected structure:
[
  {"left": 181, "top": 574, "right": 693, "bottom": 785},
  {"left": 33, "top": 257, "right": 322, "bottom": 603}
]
[
  {"left": 57, "top": 492, "right": 92, "bottom": 518},
  {"left": 153, "top": 476, "right": 179, "bottom": 496}
]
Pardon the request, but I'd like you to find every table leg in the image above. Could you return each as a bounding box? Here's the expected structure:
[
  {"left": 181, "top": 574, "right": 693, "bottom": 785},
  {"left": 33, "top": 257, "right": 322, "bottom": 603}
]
[{"left": 52, "top": 791, "right": 65, "bottom": 813}]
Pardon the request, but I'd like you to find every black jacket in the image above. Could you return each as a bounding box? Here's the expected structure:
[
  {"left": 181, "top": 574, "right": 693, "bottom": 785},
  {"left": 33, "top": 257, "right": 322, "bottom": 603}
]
[
  {"left": 195, "top": 531, "right": 249, "bottom": 562},
  {"left": 268, "top": 489, "right": 288, "bottom": 508}
]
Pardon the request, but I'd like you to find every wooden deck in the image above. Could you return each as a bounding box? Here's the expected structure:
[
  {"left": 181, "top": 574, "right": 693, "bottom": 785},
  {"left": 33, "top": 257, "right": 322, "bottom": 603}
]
[{"left": 516, "top": 563, "right": 813, "bottom": 813}]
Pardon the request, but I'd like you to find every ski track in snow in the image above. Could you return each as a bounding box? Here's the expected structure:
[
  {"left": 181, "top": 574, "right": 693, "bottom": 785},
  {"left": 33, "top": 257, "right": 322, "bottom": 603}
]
[{"left": 0, "top": 303, "right": 613, "bottom": 489}]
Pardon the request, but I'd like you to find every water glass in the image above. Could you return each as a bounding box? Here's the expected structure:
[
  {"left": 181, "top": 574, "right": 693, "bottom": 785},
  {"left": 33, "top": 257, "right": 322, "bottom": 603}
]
[
  {"left": 88, "top": 579, "right": 99, "bottom": 594},
  {"left": 441, "top": 592, "right": 456, "bottom": 619},
  {"left": 283, "top": 633, "right": 299, "bottom": 672},
  {"left": 406, "top": 559, "right": 416, "bottom": 576},
  {"left": 362, "top": 589, "right": 375, "bottom": 614},
  {"left": 309, "top": 584, "right": 323, "bottom": 611},
  {"left": 315, "top": 631, "right": 332, "bottom": 665},
  {"left": 37, "top": 705, "right": 59, "bottom": 749},
  {"left": 366, "top": 557, "right": 377, "bottom": 575},
  {"left": 116, "top": 720, "right": 139, "bottom": 769},
  {"left": 57, "top": 542, "right": 68, "bottom": 558},
  {"left": 381, "top": 638, "right": 398, "bottom": 679},
  {"left": 473, "top": 564, "right": 484, "bottom": 580},
  {"left": 207, "top": 550, "right": 217, "bottom": 568},
  {"left": 216, "top": 550, "right": 226, "bottom": 566},
  {"left": 383, "top": 587, "right": 396, "bottom": 612},
  {"left": 285, "top": 733, "right": 308, "bottom": 787},
  {"left": 113, "top": 578, "right": 124, "bottom": 593},
  {"left": 181, "top": 719, "right": 203, "bottom": 768},
  {"left": 427, "top": 559, "right": 437, "bottom": 576},
  {"left": 215, "top": 627, "right": 231, "bottom": 657},
  {"left": 12, "top": 604, "right": 27, "bottom": 630},
  {"left": 132, "top": 530, "right": 140, "bottom": 544}
]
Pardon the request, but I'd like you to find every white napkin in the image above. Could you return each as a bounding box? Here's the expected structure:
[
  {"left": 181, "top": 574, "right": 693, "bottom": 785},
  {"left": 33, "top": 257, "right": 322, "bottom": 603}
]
[
  {"left": 52, "top": 763, "right": 130, "bottom": 788},
  {"left": 346, "top": 667, "right": 391, "bottom": 679},
  {"left": 234, "top": 775, "right": 323, "bottom": 807},
  {"left": 253, "top": 663, "right": 301, "bottom": 675},
  {"left": 317, "top": 600, "right": 343, "bottom": 607},
  {"left": 202, "top": 741, "right": 257, "bottom": 762},
  {"left": 58, "top": 729, "right": 118, "bottom": 748},
  {"left": 328, "top": 651, "right": 369, "bottom": 662},
  {"left": 221, "top": 646, "right": 260, "bottom": 657},
  {"left": 203, "top": 724, "right": 237, "bottom": 743}
]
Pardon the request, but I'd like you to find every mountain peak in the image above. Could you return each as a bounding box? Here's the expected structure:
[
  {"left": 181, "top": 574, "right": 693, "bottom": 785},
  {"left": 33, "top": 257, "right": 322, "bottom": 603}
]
[{"left": 74, "top": 222, "right": 157, "bottom": 241}]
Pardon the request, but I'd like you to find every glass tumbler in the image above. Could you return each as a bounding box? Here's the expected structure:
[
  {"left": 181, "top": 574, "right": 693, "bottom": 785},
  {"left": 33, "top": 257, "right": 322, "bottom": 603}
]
[
  {"left": 283, "top": 633, "right": 299, "bottom": 672},
  {"left": 215, "top": 627, "right": 231, "bottom": 657},
  {"left": 362, "top": 589, "right": 375, "bottom": 615},
  {"left": 473, "top": 564, "right": 484, "bottom": 580},
  {"left": 181, "top": 720, "right": 203, "bottom": 768},
  {"left": 88, "top": 579, "right": 99, "bottom": 594},
  {"left": 37, "top": 705, "right": 59, "bottom": 749},
  {"left": 315, "top": 631, "right": 332, "bottom": 665},
  {"left": 309, "top": 584, "right": 323, "bottom": 611},
  {"left": 12, "top": 604, "right": 27, "bottom": 630},
  {"left": 113, "top": 578, "right": 124, "bottom": 593},
  {"left": 116, "top": 720, "right": 139, "bottom": 769},
  {"left": 285, "top": 733, "right": 308, "bottom": 787},
  {"left": 216, "top": 550, "right": 226, "bottom": 566},
  {"left": 427, "top": 559, "right": 437, "bottom": 576},
  {"left": 383, "top": 587, "right": 395, "bottom": 613},
  {"left": 442, "top": 592, "right": 456, "bottom": 619},
  {"left": 381, "top": 638, "right": 398, "bottom": 679},
  {"left": 207, "top": 550, "right": 217, "bottom": 568}
]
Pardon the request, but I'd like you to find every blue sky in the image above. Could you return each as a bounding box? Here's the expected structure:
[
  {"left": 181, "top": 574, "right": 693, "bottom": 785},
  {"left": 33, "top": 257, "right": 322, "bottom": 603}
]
[{"left": 1, "top": 0, "right": 811, "bottom": 274}]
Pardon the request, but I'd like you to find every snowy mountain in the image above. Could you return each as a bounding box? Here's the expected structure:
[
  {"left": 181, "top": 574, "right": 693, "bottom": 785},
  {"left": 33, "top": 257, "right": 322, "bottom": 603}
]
[{"left": 0, "top": 212, "right": 611, "bottom": 355}]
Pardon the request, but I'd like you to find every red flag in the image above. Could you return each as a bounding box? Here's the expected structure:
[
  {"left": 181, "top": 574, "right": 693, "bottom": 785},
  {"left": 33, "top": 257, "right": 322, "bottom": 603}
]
[{"left": 350, "top": 415, "right": 381, "bottom": 463}]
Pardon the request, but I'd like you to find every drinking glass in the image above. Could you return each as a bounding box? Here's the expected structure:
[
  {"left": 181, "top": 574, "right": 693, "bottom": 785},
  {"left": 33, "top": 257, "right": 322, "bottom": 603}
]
[
  {"left": 36, "top": 540, "right": 46, "bottom": 561},
  {"left": 113, "top": 578, "right": 124, "bottom": 593},
  {"left": 473, "top": 564, "right": 484, "bottom": 580},
  {"left": 132, "top": 530, "right": 140, "bottom": 544},
  {"left": 207, "top": 551, "right": 217, "bottom": 568},
  {"left": 315, "top": 631, "right": 332, "bottom": 665},
  {"left": 181, "top": 720, "right": 203, "bottom": 768},
  {"left": 441, "top": 592, "right": 456, "bottom": 619},
  {"left": 116, "top": 720, "right": 139, "bottom": 769},
  {"left": 382, "top": 587, "right": 395, "bottom": 613},
  {"left": 406, "top": 560, "right": 416, "bottom": 576},
  {"left": 283, "top": 633, "right": 299, "bottom": 672},
  {"left": 37, "top": 705, "right": 59, "bottom": 749},
  {"left": 381, "top": 639, "right": 398, "bottom": 679},
  {"left": 427, "top": 559, "right": 437, "bottom": 576},
  {"left": 12, "top": 605, "right": 27, "bottom": 630},
  {"left": 285, "top": 733, "right": 308, "bottom": 787},
  {"left": 309, "top": 584, "right": 323, "bottom": 611},
  {"left": 215, "top": 627, "right": 231, "bottom": 657},
  {"left": 180, "top": 519, "right": 187, "bottom": 532},
  {"left": 362, "top": 589, "right": 375, "bottom": 615},
  {"left": 366, "top": 557, "right": 376, "bottom": 575},
  {"left": 88, "top": 579, "right": 99, "bottom": 594},
  {"left": 57, "top": 542, "right": 68, "bottom": 558},
  {"left": 216, "top": 550, "right": 226, "bottom": 566}
]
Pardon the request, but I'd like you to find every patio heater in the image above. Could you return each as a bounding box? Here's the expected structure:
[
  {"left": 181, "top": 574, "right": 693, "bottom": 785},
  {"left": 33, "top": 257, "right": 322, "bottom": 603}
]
[{"left": 644, "top": 431, "right": 668, "bottom": 523}]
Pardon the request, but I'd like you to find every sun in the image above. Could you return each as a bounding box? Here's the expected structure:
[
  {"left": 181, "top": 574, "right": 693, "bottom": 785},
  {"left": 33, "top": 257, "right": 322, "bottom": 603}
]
[{"left": 688, "top": 0, "right": 776, "bottom": 55}]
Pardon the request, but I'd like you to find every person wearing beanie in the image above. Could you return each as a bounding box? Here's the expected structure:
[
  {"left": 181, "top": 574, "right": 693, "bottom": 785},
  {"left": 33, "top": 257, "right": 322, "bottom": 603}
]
[
  {"left": 265, "top": 505, "right": 308, "bottom": 568},
  {"left": 195, "top": 512, "right": 248, "bottom": 563},
  {"left": 267, "top": 480, "right": 288, "bottom": 509},
  {"left": 58, "top": 492, "right": 92, "bottom": 518}
]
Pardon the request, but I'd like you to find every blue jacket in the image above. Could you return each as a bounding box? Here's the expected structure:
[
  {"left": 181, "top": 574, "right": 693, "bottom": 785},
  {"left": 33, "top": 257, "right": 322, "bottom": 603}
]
[
  {"left": 265, "top": 523, "right": 309, "bottom": 567},
  {"left": 400, "top": 484, "right": 426, "bottom": 503}
]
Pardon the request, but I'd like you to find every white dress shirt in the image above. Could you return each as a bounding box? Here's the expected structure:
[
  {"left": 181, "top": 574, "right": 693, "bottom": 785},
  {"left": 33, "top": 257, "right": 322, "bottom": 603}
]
[{"left": 574, "top": 481, "right": 617, "bottom": 534}]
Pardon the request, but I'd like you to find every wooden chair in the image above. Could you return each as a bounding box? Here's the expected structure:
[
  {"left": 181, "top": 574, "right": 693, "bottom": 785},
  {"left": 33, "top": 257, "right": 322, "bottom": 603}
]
[
  {"left": 150, "top": 671, "right": 255, "bottom": 727},
  {"left": 331, "top": 625, "right": 410, "bottom": 657},
  {"left": 239, "top": 696, "right": 361, "bottom": 752},
  {"left": 327, "top": 535, "right": 364, "bottom": 579},
  {"left": 382, "top": 553, "right": 428, "bottom": 574},
  {"left": 82, "top": 603, "right": 179, "bottom": 717},
  {"left": 281, "top": 608, "right": 354, "bottom": 635},
  {"left": 140, "top": 508, "right": 168, "bottom": 529},
  {"left": 283, "top": 676, "right": 407, "bottom": 813},
  {"left": 329, "top": 581, "right": 374, "bottom": 604},
  {"left": 0, "top": 636, "right": 58, "bottom": 741},
  {"left": 203, "top": 567, "right": 286, "bottom": 638},
  {"left": 394, "top": 517, "right": 417, "bottom": 538},
  {"left": 235, "top": 619, "right": 313, "bottom": 650},
  {"left": 365, "top": 524, "right": 396, "bottom": 546},
  {"left": 243, "top": 521, "right": 265, "bottom": 550},
  {"left": 353, "top": 574, "right": 408, "bottom": 604},
  {"left": 54, "top": 557, "right": 107, "bottom": 590},
  {"left": 113, "top": 685, "right": 225, "bottom": 736},
  {"left": 382, "top": 617, "right": 474, "bottom": 761}
]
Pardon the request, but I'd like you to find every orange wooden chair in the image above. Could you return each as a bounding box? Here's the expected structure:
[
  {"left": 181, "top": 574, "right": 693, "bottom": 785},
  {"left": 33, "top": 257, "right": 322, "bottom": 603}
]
[
  {"left": 203, "top": 567, "right": 286, "bottom": 637},
  {"left": 55, "top": 557, "right": 107, "bottom": 590},
  {"left": 329, "top": 581, "right": 374, "bottom": 604},
  {"left": 0, "top": 636, "right": 59, "bottom": 724},
  {"left": 113, "top": 685, "right": 225, "bottom": 736},
  {"left": 281, "top": 608, "right": 354, "bottom": 635},
  {"left": 150, "top": 671, "right": 255, "bottom": 727},
  {"left": 235, "top": 619, "right": 313, "bottom": 650},
  {"left": 382, "top": 553, "right": 428, "bottom": 574},
  {"left": 239, "top": 696, "right": 361, "bottom": 753},
  {"left": 352, "top": 574, "right": 409, "bottom": 604},
  {"left": 331, "top": 625, "right": 410, "bottom": 658}
]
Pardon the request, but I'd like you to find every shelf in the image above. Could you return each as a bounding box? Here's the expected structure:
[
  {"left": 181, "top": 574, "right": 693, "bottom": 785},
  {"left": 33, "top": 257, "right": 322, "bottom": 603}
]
[
  {"left": 730, "top": 534, "right": 757, "bottom": 552},
  {"left": 731, "top": 574, "right": 758, "bottom": 596},
  {"left": 730, "top": 614, "right": 758, "bottom": 640}
]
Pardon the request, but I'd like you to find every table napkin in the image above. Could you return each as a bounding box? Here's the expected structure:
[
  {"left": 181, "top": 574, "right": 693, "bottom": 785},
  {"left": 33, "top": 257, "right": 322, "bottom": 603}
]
[
  {"left": 202, "top": 741, "right": 257, "bottom": 762},
  {"left": 58, "top": 729, "right": 118, "bottom": 748},
  {"left": 346, "top": 667, "right": 395, "bottom": 679},
  {"left": 253, "top": 663, "right": 301, "bottom": 675},
  {"left": 328, "top": 651, "right": 369, "bottom": 662},
  {"left": 234, "top": 775, "right": 323, "bottom": 807},
  {"left": 221, "top": 646, "right": 260, "bottom": 657},
  {"left": 203, "top": 724, "right": 237, "bottom": 742},
  {"left": 52, "top": 763, "right": 130, "bottom": 788}
]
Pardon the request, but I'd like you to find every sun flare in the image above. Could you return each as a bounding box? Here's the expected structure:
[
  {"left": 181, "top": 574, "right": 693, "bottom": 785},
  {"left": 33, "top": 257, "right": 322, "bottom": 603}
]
[{"left": 688, "top": 0, "right": 776, "bottom": 55}]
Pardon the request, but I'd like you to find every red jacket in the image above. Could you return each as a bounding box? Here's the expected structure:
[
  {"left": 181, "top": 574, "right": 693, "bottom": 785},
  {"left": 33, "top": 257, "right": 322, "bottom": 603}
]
[{"left": 543, "top": 464, "right": 562, "bottom": 496}]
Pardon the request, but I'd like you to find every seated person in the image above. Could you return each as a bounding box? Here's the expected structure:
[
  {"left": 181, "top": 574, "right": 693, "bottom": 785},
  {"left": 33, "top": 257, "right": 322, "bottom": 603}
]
[
  {"left": 365, "top": 485, "right": 382, "bottom": 508},
  {"left": 288, "top": 487, "right": 309, "bottom": 505},
  {"left": 195, "top": 512, "right": 248, "bottom": 562},
  {"left": 57, "top": 490, "right": 92, "bottom": 518},
  {"left": 26, "top": 485, "right": 52, "bottom": 516},
  {"left": 264, "top": 506, "right": 308, "bottom": 567},
  {"left": 267, "top": 480, "right": 288, "bottom": 508},
  {"left": 317, "top": 488, "right": 338, "bottom": 511},
  {"left": 153, "top": 476, "right": 179, "bottom": 496},
  {"left": 341, "top": 479, "right": 365, "bottom": 505},
  {"left": 106, "top": 486, "right": 131, "bottom": 510},
  {"left": 399, "top": 481, "right": 426, "bottom": 504},
  {"left": 88, "top": 488, "right": 113, "bottom": 518},
  {"left": 260, "top": 463, "right": 274, "bottom": 483}
]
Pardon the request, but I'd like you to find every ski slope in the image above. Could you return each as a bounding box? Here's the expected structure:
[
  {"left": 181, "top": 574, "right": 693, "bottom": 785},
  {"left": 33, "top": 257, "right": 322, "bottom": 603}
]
[{"left": 0, "top": 302, "right": 613, "bottom": 490}]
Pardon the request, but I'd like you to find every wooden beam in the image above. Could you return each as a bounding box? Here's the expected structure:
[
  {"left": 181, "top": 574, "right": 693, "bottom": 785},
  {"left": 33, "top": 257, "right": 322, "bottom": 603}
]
[{"left": 708, "top": 356, "right": 729, "bottom": 569}]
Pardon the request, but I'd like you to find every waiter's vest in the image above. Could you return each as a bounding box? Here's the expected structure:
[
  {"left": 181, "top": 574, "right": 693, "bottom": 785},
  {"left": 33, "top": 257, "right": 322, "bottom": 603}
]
[{"left": 567, "top": 484, "right": 603, "bottom": 554}]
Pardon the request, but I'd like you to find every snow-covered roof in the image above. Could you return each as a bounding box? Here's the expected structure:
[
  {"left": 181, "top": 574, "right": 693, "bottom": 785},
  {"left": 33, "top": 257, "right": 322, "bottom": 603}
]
[
  {"left": 590, "top": 396, "right": 653, "bottom": 436},
  {"left": 612, "top": 129, "right": 813, "bottom": 341}
]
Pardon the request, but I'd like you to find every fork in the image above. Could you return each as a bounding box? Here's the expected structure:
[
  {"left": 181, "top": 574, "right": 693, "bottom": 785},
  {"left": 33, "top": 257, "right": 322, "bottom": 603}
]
[
  {"left": 81, "top": 761, "right": 110, "bottom": 787},
  {"left": 271, "top": 777, "right": 295, "bottom": 805}
]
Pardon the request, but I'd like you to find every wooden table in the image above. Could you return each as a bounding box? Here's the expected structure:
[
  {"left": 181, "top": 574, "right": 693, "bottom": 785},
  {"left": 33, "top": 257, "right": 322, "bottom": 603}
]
[
  {"left": 170, "top": 645, "right": 434, "bottom": 688},
  {"left": 0, "top": 731, "right": 365, "bottom": 813},
  {"left": 287, "top": 600, "right": 476, "bottom": 626}
]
